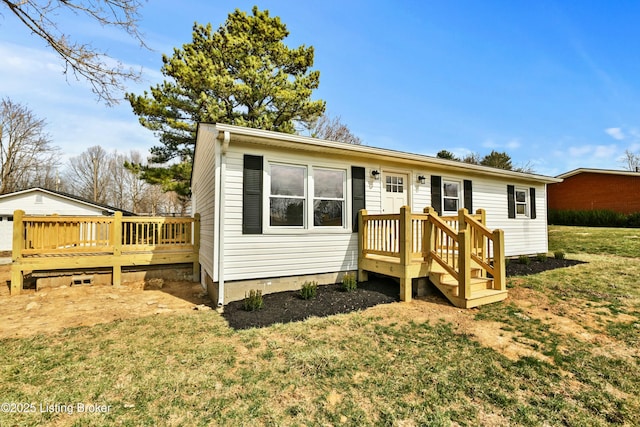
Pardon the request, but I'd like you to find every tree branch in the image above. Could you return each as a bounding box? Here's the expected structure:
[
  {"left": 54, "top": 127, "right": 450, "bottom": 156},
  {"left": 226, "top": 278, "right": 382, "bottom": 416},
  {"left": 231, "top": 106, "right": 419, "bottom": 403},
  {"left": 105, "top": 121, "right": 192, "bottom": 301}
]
[{"left": 2, "top": 0, "right": 147, "bottom": 105}]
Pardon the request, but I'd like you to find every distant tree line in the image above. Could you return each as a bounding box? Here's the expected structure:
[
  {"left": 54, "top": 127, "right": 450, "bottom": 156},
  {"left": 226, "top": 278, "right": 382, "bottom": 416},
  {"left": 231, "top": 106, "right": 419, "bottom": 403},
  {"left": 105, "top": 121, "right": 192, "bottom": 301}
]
[{"left": 436, "top": 149, "right": 534, "bottom": 173}]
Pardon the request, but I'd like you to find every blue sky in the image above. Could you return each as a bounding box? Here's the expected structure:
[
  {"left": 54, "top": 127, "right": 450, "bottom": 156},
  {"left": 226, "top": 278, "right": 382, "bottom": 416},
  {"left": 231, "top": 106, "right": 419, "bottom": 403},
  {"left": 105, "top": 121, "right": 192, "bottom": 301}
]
[{"left": 1, "top": 0, "right": 639, "bottom": 177}]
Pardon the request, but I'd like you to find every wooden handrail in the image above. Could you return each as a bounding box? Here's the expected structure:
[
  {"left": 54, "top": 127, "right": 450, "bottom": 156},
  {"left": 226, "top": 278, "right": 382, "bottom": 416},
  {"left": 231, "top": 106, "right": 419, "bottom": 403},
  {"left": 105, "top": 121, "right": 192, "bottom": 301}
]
[
  {"left": 458, "top": 208, "right": 505, "bottom": 291},
  {"left": 426, "top": 208, "right": 460, "bottom": 280}
]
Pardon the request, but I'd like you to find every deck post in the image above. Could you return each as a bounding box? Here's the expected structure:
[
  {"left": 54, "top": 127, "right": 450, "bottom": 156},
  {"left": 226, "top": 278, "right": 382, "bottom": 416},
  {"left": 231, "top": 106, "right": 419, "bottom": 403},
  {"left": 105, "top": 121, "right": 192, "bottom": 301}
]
[
  {"left": 357, "top": 209, "right": 368, "bottom": 282},
  {"left": 458, "top": 208, "right": 468, "bottom": 232},
  {"left": 10, "top": 210, "right": 25, "bottom": 295},
  {"left": 399, "top": 206, "right": 412, "bottom": 302},
  {"left": 492, "top": 229, "right": 506, "bottom": 291},
  {"left": 112, "top": 212, "right": 123, "bottom": 286},
  {"left": 458, "top": 228, "right": 471, "bottom": 300},
  {"left": 193, "top": 213, "right": 201, "bottom": 281},
  {"left": 476, "top": 208, "right": 486, "bottom": 225}
]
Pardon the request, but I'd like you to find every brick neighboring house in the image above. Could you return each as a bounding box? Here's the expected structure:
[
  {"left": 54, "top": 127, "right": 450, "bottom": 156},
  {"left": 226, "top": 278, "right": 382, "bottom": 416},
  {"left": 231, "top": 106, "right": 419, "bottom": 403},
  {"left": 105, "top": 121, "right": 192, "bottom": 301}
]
[{"left": 548, "top": 168, "right": 640, "bottom": 214}]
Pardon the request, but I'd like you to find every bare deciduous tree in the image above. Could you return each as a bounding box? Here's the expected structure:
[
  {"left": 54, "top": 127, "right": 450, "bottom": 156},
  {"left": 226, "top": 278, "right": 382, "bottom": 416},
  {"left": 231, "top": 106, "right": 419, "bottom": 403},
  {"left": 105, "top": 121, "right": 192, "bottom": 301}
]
[
  {"left": 65, "top": 145, "right": 110, "bottom": 203},
  {"left": 109, "top": 150, "right": 153, "bottom": 213},
  {"left": 308, "top": 113, "right": 362, "bottom": 145},
  {"left": 1, "top": 0, "right": 146, "bottom": 105},
  {"left": 621, "top": 149, "right": 640, "bottom": 172},
  {"left": 64, "top": 147, "right": 184, "bottom": 214},
  {"left": 0, "top": 98, "right": 60, "bottom": 194}
]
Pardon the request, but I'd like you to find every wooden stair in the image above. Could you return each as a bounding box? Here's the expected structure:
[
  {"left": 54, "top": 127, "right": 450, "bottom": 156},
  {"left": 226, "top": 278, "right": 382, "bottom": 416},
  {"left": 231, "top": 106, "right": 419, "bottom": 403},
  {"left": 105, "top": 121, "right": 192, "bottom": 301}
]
[
  {"left": 358, "top": 206, "right": 507, "bottom": 309},
  {"left": 427, "top": 262, "right": 507, "bottom": 308}
]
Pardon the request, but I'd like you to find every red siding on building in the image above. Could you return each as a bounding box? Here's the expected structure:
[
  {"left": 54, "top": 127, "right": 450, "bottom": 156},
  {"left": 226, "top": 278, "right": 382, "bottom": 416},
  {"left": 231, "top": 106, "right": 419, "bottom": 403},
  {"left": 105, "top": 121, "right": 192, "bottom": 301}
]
[{"left": 548, "top": 172, "right": 640, "bottom": 214}]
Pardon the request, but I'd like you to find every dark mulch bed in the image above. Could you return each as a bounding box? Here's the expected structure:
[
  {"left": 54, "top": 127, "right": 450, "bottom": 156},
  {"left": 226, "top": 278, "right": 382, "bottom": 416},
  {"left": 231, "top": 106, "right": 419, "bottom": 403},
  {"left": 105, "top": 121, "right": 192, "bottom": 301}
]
[
  {"left": 223, "top": 256, "right": 586, "bottom": 330},
  {"left": 506, "top": 256, "right": 584, "bottom": 276},
  {"left": 223, "top": 280, "right": 399, "bottom": 330}
]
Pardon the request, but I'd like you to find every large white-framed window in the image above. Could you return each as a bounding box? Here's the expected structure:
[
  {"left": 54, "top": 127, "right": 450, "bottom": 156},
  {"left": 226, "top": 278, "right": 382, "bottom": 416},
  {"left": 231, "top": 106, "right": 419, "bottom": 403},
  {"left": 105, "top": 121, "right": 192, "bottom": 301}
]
[
  {"left": 267, "top": 162, "right": 348, "bottom": 231},
  {"left": 442, "top": 179, "right": 461, "bottom": 214},
  {"left": 313, "top": 168, "right": 346, "bottom": 227},
  {"left": 269, "top": 163, "right": 306, "bottom": 227},
  {"left": 515, "top": 187, "right": 529, "bottom": 217}
]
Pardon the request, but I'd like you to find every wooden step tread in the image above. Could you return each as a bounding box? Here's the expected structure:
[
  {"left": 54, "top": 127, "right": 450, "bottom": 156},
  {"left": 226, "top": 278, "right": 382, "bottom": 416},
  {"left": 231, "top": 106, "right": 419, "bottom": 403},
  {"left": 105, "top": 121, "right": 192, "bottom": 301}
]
[
  {"left": 461, "top": 289, "right": 508, "bottom": 308},
  {"left": 439, "top": 277, "right": 492, "bottom": 287},
  {"left": 468, "top": 289, "right": 507, "bottom": 298}
]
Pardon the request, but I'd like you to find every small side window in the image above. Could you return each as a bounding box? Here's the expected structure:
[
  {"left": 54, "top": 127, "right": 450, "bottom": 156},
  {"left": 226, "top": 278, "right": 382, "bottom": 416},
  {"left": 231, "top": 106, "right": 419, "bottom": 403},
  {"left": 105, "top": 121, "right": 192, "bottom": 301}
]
[
  {"left": 509, "top": 185, "right": 537, "bottom": 219},
  {"left": 442, "top": 180, "right": 461, "bottom": 214},
  {"left": 515, "top": 188, "right": 528, "bottom": 216}
]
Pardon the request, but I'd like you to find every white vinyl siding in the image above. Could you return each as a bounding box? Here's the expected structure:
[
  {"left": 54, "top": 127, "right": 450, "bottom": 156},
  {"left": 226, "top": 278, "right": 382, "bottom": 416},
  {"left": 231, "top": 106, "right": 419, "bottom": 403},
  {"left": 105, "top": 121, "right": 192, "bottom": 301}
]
[
  {"left": 191, "top": 126, "right": 218, "bottom": 282},
  {"left": 223, "top": 150, "right": 358, "bottom": 281},
  {"left": 412, "top": 171, "right": 431, "bottom": 213},
  {"left": 471, "top": 179, "right": 548, "bottom": 256}
]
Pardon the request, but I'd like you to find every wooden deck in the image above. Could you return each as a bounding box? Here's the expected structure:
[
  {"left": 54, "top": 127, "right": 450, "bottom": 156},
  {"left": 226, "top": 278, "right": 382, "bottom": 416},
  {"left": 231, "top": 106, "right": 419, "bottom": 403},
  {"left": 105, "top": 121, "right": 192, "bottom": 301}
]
[
  {"left": 358, "top": 206, "right": 507, "bottom": 308},
  {"left": 10, "top": 210, "right": 200, "bottom": 295}
]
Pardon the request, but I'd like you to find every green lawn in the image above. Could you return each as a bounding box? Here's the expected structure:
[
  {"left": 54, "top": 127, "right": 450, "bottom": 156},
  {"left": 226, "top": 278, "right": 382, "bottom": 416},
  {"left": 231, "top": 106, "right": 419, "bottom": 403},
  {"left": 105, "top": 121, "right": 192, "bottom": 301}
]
[
  {"left": 1, "top": 226, "right": 639, "bottom": 426},
  {"left": 549, "top": 224, "right": 640, "bottom": 258}
]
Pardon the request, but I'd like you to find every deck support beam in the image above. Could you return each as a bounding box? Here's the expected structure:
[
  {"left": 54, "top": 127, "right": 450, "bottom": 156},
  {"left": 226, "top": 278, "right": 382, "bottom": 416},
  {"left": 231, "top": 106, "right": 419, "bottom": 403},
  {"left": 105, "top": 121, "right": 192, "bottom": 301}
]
[
  {"left": 492, "top": 229, "right": 506, "bottom": 291},
  {"left": 357, "top": 209, "right": 369, "bottom": 282},
  {"left": 10, "top": 210, "right": 25, "bottom": 295},
  {"left": 112, "top": 212, "right": 123, "bottom": 286},
  {"left": 399, "top": 206, "right": 412, "bottom": 302}
]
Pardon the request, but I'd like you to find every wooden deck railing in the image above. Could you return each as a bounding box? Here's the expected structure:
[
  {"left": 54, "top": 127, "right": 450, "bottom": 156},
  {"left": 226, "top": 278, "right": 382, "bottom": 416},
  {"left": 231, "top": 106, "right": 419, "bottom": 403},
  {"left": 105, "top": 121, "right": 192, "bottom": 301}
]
[
  {"left": 359, "top": 206, "right": 505, "bottom": 302},
  {"left": 17, "top": 213, "right": 196, "bottom": 255},
  {"left": 10, "top": 210, "right": 200, "bottom": 295}
]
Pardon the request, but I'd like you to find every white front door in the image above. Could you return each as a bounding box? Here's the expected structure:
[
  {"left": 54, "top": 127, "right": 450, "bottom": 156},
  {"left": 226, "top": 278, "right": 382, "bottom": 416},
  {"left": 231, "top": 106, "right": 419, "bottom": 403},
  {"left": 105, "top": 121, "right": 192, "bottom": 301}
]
[{"left": 382, "top": 172, "right": 409, "bottom": 213}]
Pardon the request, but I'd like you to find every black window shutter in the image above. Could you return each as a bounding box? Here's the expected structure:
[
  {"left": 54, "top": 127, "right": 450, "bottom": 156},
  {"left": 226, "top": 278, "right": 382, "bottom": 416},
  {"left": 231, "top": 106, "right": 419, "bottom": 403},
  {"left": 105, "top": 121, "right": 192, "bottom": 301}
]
[
  {"left": 431, "top": 175, "right": 442, "bottom": 215},
  {"left": 351, "top": 166, "right": 366, "bottom": 232},
  {"left": 463, "top": 179, "right": 473, "bottom": 212},
  {"left": 507, "top": 185, "right": 516, "bottom": 219},
  {"left": 529, "top": 187, "right": 537, "bottom": 219},
  {"left": 243, "top": 155, "right": 263, "bottom": 234}
]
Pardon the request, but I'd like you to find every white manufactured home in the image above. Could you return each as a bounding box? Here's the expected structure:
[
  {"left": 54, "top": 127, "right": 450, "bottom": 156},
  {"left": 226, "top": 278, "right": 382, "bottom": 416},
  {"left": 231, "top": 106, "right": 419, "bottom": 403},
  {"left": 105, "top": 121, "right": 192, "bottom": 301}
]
[
  {"left": 192, "top": 123, "right": 561, "bottom": 308},
  {"left": 0, "top": 187, "right": 132, "bottom": 252}
]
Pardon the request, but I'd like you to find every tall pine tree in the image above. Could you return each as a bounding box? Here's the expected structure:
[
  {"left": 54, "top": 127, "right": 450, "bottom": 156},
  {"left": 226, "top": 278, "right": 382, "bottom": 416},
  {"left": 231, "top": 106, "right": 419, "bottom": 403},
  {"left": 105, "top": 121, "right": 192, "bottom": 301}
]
[{"left": 127, "top": 7, "right": 326, "bottom": 196}]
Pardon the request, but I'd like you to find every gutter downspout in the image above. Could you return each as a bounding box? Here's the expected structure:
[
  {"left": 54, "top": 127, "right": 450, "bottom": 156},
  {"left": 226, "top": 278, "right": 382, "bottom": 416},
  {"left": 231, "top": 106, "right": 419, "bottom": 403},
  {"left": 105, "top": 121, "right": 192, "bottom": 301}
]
[{"left": 217, "top": 130, "right": 231, "bottom": 309}]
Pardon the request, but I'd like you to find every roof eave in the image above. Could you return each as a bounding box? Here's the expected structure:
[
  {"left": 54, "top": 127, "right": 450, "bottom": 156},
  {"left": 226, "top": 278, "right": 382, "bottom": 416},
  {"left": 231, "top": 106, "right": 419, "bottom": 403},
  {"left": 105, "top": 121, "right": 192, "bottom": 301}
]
[{"left": 210, "top": 123, "right": 562, "bottom": 184}]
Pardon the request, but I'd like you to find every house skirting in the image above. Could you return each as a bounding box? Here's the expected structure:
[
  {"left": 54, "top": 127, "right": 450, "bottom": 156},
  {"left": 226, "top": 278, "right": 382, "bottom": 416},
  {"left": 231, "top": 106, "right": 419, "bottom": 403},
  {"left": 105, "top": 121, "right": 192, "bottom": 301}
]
[{"left": 204, "top": 270, "right": 358, "bottom": 305}]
